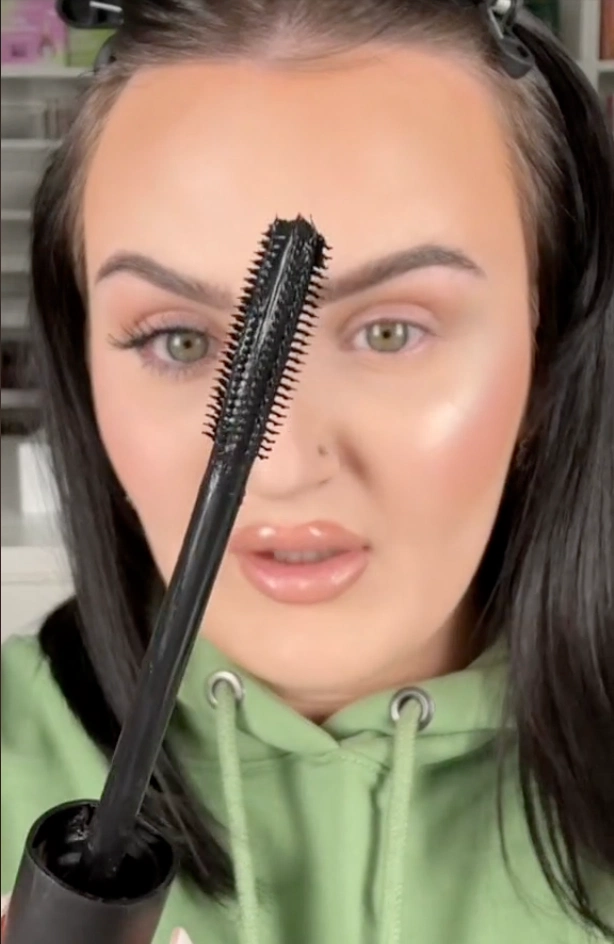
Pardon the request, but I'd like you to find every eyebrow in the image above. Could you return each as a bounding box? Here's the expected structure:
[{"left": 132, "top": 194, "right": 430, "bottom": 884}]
[{"left": 94, "top": 243, "right": 485, "bottom": 309}]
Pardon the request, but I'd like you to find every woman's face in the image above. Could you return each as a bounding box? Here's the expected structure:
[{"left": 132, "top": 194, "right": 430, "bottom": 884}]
[{"left": 84, "top": 46, "right": 532, "bottom": 714}]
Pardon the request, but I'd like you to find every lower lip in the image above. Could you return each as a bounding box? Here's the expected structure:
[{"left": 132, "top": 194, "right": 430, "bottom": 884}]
[{"left": 235, "top": 549, "right": 370, "bottom": 604}]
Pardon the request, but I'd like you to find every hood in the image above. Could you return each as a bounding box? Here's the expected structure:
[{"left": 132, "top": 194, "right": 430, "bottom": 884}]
[
  {"left": 177, "top": 635, "right": 509, "bottom": 766},
  {"left": 174, "top": 637, "right": 511, "bottom": 944}
]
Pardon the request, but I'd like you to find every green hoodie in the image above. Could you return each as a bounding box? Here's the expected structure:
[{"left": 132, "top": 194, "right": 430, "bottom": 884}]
[{"left": 1, "top": 634, "right": 610, "bottom": 943}]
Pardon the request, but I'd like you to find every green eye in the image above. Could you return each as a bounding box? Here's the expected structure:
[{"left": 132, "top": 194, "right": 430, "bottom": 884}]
[
  {"left": 363, "top": 321, "right": 416, "bottom": 353},
  {"left": 166, "top": 330, "right": 210, "bottom": 363}
]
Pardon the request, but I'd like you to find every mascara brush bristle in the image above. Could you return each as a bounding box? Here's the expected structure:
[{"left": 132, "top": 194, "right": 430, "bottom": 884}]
[{"left": 204, "top": 216, "right": 329, "bottom": 460}]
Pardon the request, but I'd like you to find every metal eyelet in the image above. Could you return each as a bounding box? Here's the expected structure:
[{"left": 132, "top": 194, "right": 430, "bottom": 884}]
[
  {"left": 207, "top": 670, "right": 245, "bottom": 708},
  {"left": 389, "top": 687, "right": 434, "bottom": 730}
]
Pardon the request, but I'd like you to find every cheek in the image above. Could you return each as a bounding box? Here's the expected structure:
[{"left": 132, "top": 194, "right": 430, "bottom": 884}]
[
  {"left": 90, "top": 345, "right": 212, "bottom": 578},
  {"left": 371, "top": 328, "right": 531, "bottom": 540}
]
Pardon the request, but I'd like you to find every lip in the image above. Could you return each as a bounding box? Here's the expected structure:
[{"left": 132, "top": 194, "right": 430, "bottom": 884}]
[{"left": 231, "top": 520, "right": 370, "bottom": 604}]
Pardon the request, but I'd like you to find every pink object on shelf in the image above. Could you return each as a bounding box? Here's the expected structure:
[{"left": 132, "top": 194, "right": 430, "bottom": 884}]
[
  {"left": 1, "top": 0, "right": 67, "bottom": 66},
  {"left": 1, "top": 27, "right": 40, "bottom": 64}
]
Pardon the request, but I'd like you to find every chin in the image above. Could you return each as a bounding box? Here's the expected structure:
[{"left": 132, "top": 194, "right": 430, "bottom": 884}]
[{"left": 206, "top": 616, "right": 428, "bottom": 700}]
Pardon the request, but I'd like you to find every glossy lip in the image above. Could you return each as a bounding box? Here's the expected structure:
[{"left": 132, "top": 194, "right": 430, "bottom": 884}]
[
  {"left": 230, "top": 520, "right": 367, "bottom": 554},
  {"left": 231, "top": 521, "right": 370, "bottom": 605}
]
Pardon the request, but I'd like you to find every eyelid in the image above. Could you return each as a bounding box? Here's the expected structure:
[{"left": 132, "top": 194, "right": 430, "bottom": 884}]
[
  {"left": 115, "top": 305, "right": 223, "bottom": 335},
  {"left": 108, "top": 306, "right": 222, "bottom": 343},
  {"left": 344, "top": 301, "right": 436, "bottom": 329}
]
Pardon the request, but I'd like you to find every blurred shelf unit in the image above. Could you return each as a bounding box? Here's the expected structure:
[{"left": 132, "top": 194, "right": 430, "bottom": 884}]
[
  {"left": 1, "top": 62, "right": 89, "bottom": 635},
  {"left": 1, "top": 64, "right": 88, "bottom": 428},
  {"left": 1, "top": 64, "right": 88, "bottom": 605},
  {"left": 559, "top": 0, "right": 614, "bottom": 98},
  {"left": 1, "top": 433, "right": 71, "bottom": 642}
]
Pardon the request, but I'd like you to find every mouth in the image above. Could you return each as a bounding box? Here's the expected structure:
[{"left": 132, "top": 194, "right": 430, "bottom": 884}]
[
  {"left": 264, "top": 549, "right": 345, "bottom": 564},
  {"left": 231, "top": 521, "right": 370, "bottom": 605}
]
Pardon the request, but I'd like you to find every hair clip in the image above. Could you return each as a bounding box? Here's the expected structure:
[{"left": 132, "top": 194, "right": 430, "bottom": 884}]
[
  {"left": 55, "top": 1, "right": 123, "bottom": 70},
  {"left": 57, "top": 1, "right": 532, "bottom": 79},
  {"left": 484, "top": 0, "right": 534, "bottom": 78},
  {"left": 55, "top": 0, "right": 123, "bottom": 29}
]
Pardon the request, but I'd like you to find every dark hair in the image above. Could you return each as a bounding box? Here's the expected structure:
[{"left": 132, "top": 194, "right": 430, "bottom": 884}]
[{"left": 30, "top": 0, "right": 613, "bottom": 936}]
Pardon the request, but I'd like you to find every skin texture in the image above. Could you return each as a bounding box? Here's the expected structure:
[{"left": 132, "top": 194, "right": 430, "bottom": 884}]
[{"left": 84, "top": 47, "right": 532, "bottom": 718}]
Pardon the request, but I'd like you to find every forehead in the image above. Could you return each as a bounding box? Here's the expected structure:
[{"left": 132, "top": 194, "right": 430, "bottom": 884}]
[{"left": 83, "top": 48, "right": 524, "bottom": 287}]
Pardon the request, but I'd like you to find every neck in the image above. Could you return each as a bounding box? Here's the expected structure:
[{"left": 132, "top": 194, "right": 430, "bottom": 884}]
[{"left": 272, "top": 615, "right": 477, "bottom": 722}]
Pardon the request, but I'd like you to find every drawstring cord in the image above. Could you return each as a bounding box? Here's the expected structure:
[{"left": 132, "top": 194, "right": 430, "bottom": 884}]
[
  {"left": 208, "top": 672, "right": 434, "bottom": 944},
  {"left": 379, "top": 688, "right": 434, "bottom": 944},
  {"left": 209, "top": 673, "right": 260, "bottom": 944}
]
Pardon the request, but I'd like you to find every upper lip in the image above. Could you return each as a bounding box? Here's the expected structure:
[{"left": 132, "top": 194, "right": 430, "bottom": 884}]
[{"left": 230, "top": 521, "right": 368, "bottom": 554}]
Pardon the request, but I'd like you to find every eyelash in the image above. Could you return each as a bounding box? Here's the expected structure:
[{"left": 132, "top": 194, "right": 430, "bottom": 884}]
[
  {"left": 108, "top": 324, "right": 219, "bottom": 378},
  {"left": 109, "top": 316, "right": 431, "bottom": 378}
]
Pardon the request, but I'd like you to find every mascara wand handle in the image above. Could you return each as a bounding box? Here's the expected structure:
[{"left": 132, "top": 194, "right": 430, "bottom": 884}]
[{"left": 82, "top": 452, "right": 248, "bottom": 887}]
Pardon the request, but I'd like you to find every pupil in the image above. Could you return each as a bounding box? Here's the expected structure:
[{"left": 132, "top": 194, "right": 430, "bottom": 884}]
[
  {"left": 367, "top": 321, "right": 408, "bottom": 352},
  {"left": 167, "top": 331, "right": 207, "bottom": 362}
]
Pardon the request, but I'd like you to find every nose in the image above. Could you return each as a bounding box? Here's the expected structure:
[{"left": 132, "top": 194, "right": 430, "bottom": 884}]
[{"left": 248, "top": 381, "right": 340, "bottom": 500}]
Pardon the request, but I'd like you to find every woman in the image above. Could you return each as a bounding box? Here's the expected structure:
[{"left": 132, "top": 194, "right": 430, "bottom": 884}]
[{"left": 1, "top": 1, "right": 613, "bottom": 942}]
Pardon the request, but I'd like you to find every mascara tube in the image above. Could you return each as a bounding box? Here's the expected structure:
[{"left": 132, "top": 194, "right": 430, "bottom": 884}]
[{"left": 4, "top": 801, "right": 176, "bottom": 944}]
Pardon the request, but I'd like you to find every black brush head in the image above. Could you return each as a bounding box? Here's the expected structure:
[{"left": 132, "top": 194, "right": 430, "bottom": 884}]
[{"left": 205, "top": 216, "right": 329, "bottom": 461}]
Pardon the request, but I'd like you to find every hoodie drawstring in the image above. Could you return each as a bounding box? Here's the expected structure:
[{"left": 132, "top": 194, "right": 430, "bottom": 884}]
[
  {"left": 208, "top": 672, "right": 260, "bottom": 944},
  {"left": 208, "top": 672, "right": 434, "bottom": 944},
  {"left": 379, "top": 687, "right": 434, "bottom": 944}
]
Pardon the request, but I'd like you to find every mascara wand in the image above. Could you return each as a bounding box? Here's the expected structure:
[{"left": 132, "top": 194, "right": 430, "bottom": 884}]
[{"left": 5, "top": 216, "right": 329, "bottom": 944}]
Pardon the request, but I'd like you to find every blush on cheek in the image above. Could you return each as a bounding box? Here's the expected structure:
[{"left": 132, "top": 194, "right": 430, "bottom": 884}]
[
  {"left": 420, "top": 357, "right": 529, "bottom": 532},
  {"left": 380, "top": 337, "right": 530, "bottom": 548},
  {"left": 92, "top": 382, "right": 209, "bottom": 582}
]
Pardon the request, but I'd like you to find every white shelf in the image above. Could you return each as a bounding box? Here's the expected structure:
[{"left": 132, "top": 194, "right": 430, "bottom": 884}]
[
  {"left": 1, "top": 65, "right": 88, "bottom": 80},
  {"left": 1, "top": 439, "right": 70, "bottom": 643},
  {"left": 1, "top": 255, "right": 28, "bottom": 274},
  {"left": 1, "top": 139, "right": 59, "bottom": 151},
  {"left": 1, "top": 535, "right": 66, "bottom": 568},
  {"left": 1, "top": 436, "right": 65, "bottom": 556},
  {"left": 1, "top": 209, "right": 31, "bottom": 222},
  {"left": 1, "top": 389, "right": 39, "bottom": 410},
  {"left": 1, "top": 298, "right": 28, "bottom": 331},
  {"left": 1, "top": 261, "right": 28, "bottom": 275},
  {"left": 579, "top": 58, "right": 614, "bottom": 77}
]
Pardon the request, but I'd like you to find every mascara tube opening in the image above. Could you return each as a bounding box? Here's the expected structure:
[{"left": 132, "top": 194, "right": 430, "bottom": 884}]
[{"left": 4, "top": 801, "right": 177, "bottom": 944}]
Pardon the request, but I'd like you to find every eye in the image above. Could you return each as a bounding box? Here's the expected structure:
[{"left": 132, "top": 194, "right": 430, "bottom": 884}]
[
  {"left": 351, "top": 319, "right": 428, "bottom": 354},
  {"left": 108, "top": 324, "right": 217, "bottom": 377},
  {"left": 155, "top": 329, "right": 211, "bottom": 364}
]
